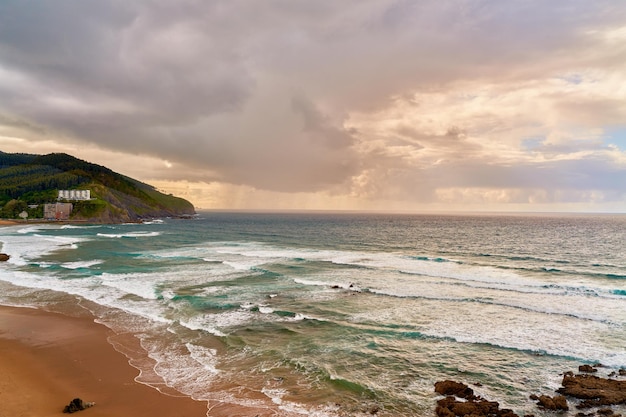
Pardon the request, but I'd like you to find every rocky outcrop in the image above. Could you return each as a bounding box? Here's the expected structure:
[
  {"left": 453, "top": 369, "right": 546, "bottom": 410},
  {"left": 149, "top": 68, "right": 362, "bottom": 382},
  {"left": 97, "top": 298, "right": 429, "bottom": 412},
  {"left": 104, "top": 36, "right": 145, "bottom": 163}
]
[
  {"left": 608, "top": 369, "right": 626, "bottom": 378},
  {"left": 557, "top": 374, "right": 626, "bottom": 408},
  {"left": 579, "top": 365, "right": 598, "bottom": 373},
  {"left": 434, "top": 380, "right": 475, "bottom": 399},
  {"left": 0, "top": 253, "right": 9, "bottom": 261},
  {"left": 434, "top": 365, "right": 626, "bottom": 417},
  {"left": 62, "top": 398, "right": 95, "bottom": 413},
  {"left": 529, "top": 394, "right": 568, "bottom": 410},
  {"left": 434, "top": 380, "right": 523, "bottom": 417},
  {"left": 70, "top": 184, "right": 195, "bottom": 224}
]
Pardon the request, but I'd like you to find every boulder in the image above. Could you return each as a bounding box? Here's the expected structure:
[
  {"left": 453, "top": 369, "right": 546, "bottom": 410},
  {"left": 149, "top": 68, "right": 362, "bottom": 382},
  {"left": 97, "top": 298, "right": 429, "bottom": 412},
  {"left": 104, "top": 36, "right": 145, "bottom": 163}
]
[
  {"left": 62, "top": 398, "right": 95, "bottom": 413},
  {"left": 535, "top": 395, "right": 568, "bottom": 410},
  {"left": 579, "top": 364, "right": 598, "bottom": 373},
  {"left": 0, "top": 253, "right": 9, "bottom": 262},
  {"left": 557, "top": 374, "right": 626, "bottom": 408},
  {"left": 434, "top": 380, "right": 520, "bottom": 417},
  {"left": 434, "top": 380, "right": 475, "bottom": 399}
]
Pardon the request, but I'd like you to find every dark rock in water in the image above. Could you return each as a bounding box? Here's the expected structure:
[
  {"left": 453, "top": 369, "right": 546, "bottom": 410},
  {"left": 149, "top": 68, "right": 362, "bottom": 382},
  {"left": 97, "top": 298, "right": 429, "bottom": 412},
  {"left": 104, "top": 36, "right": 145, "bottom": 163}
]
[
  {"left": 435, "top": 396, "right": 519, "bottom": 417},
  {"left": 535, "top": 394, "right": 568, "bottom": 410},
  {"left": 0, "top": 253, "right": 9, "bottom": 262},
  {"left": 620, "top": 369, "right": 626, "bottom": 376},
  {"left": 434, "top": 380, "right": 520, "bottom": 417},
  {"left": 558, "top": 374, "right": 626, "bottom": 408},
  {"left": 598, "top": 408, "right": 615, "bottom": 415},
  {"left": 63, "top": 398, "right": 95, "bottom": 413},
  {"left": 579, "top": 364, "right": 598, "bottom": 373},
  {"left": 434, "top": 380, "right": 475, "bottom": 399}
]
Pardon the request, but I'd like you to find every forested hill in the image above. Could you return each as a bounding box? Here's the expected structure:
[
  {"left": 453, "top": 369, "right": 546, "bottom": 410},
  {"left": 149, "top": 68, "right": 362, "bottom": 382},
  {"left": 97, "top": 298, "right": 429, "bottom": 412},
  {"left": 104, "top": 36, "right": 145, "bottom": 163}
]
[{"left": 0, "top": 151, "right": 195, "bottom": 223}]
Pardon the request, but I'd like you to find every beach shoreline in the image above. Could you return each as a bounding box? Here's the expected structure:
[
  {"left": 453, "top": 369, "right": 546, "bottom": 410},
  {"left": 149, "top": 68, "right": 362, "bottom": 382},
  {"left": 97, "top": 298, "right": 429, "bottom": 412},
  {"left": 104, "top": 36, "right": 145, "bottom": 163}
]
[{"left": 0, "top": 304, "right": 210, "bottom": 417}]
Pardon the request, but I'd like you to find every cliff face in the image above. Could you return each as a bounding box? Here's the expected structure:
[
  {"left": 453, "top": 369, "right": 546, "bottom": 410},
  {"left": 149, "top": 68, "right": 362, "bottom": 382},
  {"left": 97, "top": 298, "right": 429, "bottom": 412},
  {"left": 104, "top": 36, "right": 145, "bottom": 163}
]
[
  {"left": 71, "top": 183, "right": 195, "bottom": 223},
  {"left": 0, "top": 151, "right": 195, "bottom": 223}
]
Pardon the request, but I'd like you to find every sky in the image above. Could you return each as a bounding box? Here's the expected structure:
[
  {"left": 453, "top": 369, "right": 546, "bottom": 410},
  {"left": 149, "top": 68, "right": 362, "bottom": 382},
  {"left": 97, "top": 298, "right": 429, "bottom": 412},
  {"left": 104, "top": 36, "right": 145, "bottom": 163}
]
[{"left": 1, "top": 1, "right": 625, "bottom": 212}]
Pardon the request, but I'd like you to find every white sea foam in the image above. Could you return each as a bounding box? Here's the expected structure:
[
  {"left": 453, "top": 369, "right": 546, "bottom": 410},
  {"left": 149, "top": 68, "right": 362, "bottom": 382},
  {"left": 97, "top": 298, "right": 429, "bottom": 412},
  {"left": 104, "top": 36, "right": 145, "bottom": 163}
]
[
  {"left": 290, "top": 313, "right": 307, "bottom": 321},
  {"left": 293, "top": 278, "right": 361, "bottom": 292},
  {"left": 97, "top": 231, "right": 161, "bottom": 238},
  {"left": 0, "top": 231, "right": 88, "bottom": 266},
  {"left": 99, "top": 272, "right": 160, "bottom": 300},
  {"left": 258, "top": 306, "right": 274, "bottom": 314},
  {"left": 179, "top": 310, "right": 259, "bottom": 337},
  {"left": 0, "top": 263, "right": 171, "bottom": 325},
  {"left": 261, "top": 388, "right": 343, "bottom": 417},
  {"left": 60, "top": 224, "right": 100, "bottom": 229},
  {"left": 202, "top": 242, "right": 552, "bottom": 297},
  {"left": 350, "top": 297, "right": 626, "bottom": 367},
  {"left": 261, "top": 387, "right": 286, "bottom": 405},
  {"left": 186, "top": 343, "right": 220, "bottom": 374},
  {"left": 61, "top": 259, "right": 104, "bottom": 269},
  {"left": 16, "top": 225, "right": 50, "bottom": 234},
  {"left": 134, "top": 336, "right": 220, "bottom": 400},
  {"left": 368, "top": 282, "right": 626, "bottom": 324},
  {"left": 179, "top": 317, "right": 228, "bottom": 337},
  {"left": 141, "top": 219, "right": 164, "bottom": 225},
  {"left": 223, "top": 260, "right": 262, "bottom": 270}
]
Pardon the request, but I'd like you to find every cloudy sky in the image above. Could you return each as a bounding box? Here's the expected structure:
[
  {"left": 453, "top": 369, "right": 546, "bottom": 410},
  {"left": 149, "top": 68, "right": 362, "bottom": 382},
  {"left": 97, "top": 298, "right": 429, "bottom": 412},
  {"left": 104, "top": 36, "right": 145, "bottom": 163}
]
[{"left": 1, "top": 1, "right": 625, "bottom": 212}]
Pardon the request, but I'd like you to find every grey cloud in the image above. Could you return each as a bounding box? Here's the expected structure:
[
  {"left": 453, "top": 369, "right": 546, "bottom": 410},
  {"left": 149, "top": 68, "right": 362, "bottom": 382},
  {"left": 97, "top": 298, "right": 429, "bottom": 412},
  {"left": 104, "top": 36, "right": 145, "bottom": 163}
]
[
  {"left": 1, "top": 0, "right": 625, "bottom": 198},
  {"left": 427, "top": 157, "right": 626, "bottom": 194}
]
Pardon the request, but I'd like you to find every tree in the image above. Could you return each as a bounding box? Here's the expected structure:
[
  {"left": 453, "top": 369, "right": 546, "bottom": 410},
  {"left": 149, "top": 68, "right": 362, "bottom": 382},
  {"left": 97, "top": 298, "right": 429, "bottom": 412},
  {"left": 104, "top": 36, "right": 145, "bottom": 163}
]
[{"left": 0, "top": 199, "right": 28, "bottom": 219}]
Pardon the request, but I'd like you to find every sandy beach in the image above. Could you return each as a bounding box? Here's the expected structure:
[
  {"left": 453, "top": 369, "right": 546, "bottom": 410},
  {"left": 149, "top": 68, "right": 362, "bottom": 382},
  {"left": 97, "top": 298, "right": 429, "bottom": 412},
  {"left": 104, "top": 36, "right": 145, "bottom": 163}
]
[{"left": 0, "top": 305, "right": 209, "bottom": 417}]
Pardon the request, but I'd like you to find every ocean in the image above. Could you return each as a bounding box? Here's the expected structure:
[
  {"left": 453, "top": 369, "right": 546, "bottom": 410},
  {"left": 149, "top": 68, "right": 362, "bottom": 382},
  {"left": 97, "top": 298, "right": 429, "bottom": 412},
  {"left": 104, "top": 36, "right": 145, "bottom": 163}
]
[{"left": 0, "top": 212, "right": 625, "bottom": 416}]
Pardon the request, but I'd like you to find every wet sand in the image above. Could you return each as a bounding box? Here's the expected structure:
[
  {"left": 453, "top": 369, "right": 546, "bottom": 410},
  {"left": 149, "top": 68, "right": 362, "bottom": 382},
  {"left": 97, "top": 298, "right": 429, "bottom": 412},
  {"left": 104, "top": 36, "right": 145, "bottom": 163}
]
[{"left": 0, "top": 305, "right": 210, "bottom": 417}]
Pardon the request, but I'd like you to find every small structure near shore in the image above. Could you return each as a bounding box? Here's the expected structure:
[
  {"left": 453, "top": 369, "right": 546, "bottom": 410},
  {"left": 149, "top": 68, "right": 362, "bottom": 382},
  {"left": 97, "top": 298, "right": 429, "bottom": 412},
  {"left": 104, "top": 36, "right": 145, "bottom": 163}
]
[{"left": 43, "top": 202, "right": 73, "bottom": 220}]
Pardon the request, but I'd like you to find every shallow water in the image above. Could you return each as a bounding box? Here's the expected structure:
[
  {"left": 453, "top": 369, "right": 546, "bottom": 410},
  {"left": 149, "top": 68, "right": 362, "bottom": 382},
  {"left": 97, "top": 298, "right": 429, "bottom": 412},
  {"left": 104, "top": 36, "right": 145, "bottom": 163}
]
[{"left": 1, "top": 212, "right": 625, "bottom": 416}]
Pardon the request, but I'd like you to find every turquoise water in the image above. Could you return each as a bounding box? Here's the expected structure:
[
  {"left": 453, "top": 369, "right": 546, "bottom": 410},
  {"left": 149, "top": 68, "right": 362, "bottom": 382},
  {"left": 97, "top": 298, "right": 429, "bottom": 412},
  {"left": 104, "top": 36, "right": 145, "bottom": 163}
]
[{"left": 1, "top": 212, "right": 625, "bottom": 416}]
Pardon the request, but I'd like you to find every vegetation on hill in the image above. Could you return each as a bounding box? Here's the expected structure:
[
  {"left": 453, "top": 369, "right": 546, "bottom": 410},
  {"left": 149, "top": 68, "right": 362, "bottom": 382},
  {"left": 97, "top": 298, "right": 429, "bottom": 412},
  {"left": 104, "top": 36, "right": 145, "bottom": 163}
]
[{"left": 0, "top": 151, "right": 195, "bottom": 223}]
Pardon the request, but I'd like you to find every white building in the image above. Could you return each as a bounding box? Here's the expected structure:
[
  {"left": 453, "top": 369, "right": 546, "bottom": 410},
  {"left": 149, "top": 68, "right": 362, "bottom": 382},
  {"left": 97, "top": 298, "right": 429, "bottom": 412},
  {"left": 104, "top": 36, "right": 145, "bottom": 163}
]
[{"left": 58, "top": 190, "right": 91, "bottom": 201}]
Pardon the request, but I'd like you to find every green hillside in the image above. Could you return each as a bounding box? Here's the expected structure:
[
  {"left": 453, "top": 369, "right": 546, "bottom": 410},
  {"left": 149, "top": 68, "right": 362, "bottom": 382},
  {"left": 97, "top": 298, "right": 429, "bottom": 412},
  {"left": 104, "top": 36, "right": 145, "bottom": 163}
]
[{"left": 0, "top": 151, "right": 195, "bottom": 223}]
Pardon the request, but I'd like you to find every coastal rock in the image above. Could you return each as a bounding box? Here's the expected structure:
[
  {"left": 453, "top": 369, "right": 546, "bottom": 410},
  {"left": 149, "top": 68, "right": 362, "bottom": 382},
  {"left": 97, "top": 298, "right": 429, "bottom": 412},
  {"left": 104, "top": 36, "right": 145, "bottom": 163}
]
[
  {"left": 62, "top": 398, "right": 95, "bottom": 413},
  {"left": 579, "top": 364, "right": 598, "bottom": 373},
  {"left": 535, "top": 394, "right": 569, "bottom": 410},
  {"left": 434, "top": 380, "right": 475, "bottom": 399},
  {"left": 434, "top": 381, "right": 520, "bottom": 417},
  {"left": 557, "top": 374, "right": 626, "bottom": 408},
  {"left": 435, "top": 396, "right": 519, "bottom": 417},
  {"left": 0, "top": 253, "right": 9, "bottom": 261}
]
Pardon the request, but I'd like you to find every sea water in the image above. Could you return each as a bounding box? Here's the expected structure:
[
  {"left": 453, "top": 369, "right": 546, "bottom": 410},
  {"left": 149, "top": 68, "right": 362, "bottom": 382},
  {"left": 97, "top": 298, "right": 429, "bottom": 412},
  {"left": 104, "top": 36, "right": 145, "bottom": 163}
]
[{"left": 0, "top": 212, "right": 624, "bottom": 416}]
